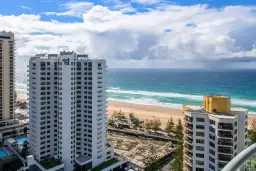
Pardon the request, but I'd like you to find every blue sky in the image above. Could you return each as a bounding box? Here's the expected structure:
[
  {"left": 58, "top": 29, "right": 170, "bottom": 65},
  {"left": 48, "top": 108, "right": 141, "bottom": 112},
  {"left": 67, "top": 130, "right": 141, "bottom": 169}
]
[{"left": 1, "top": 0, "right": 256, "bottom": 68}]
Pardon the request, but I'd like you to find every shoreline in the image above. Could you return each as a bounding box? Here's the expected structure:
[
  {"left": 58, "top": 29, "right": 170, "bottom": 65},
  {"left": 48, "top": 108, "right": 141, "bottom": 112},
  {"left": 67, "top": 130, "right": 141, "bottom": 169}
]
[{"left": 16, "top": 91, "right": 256, "bottom": 128}]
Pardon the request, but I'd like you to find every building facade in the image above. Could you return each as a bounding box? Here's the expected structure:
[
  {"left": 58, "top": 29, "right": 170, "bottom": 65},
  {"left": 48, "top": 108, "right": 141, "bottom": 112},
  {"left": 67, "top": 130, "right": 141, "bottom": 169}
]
[
  {"left": 28, "top": 52, "right": 113, "bottom": 171},
  {"left": 0, "top": 31, "right": 15, "bottom": 121},
  {"left": 184, "top": 95, "right": 248, "bottom": 171}
]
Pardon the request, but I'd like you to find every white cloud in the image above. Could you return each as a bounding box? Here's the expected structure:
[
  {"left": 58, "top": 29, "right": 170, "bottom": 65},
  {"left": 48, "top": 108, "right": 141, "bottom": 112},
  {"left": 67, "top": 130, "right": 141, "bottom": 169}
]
[
  {"left": 44, "top": 1, "right": 94, "bottom": 17},
  {"left": 103, "top": 0, "right": 136, "bottom": 13},
  {"left": 1, "top": 5, "right": 256, "bottom": 68},
  {"left": 19, "top": 5, "right": 32, "bottom": 10},
  {"left": 131, "top": 0, "right": 160, "bottom": 4}
]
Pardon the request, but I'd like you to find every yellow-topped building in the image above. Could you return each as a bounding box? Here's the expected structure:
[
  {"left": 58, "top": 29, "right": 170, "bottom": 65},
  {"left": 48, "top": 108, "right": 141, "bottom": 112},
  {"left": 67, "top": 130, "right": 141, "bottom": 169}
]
[
  {"left": 183, "top": 95, "right": 248, "bottom": 171},
  {"left": 203, "top": 95, "right": 231, "bottom": 113}
]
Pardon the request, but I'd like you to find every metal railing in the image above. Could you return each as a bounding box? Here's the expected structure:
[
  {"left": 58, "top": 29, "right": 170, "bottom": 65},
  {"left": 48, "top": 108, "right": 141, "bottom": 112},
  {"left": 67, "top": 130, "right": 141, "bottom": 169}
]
[{"left": 222, "top": 143, "right": 256, "bottom": 171}]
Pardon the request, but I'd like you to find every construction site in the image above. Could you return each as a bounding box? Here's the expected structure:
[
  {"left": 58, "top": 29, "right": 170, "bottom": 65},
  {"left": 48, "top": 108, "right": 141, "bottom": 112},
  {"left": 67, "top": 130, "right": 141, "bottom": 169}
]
[{"left": 107, "top": 132, "right": 174, "bottom": 169}]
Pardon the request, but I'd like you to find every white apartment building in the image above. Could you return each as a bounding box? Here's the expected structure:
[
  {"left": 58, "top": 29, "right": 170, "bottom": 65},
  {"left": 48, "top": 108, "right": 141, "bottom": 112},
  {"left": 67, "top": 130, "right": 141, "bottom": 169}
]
[
  {"left": 28, "top": 52, "right": 113, "bottom": 171},
  {"left": 0, "top": 31, "right": 15, "bottom": 121},
  {"left": 184, "top": 95, "right": 248, "bottom": 171}
]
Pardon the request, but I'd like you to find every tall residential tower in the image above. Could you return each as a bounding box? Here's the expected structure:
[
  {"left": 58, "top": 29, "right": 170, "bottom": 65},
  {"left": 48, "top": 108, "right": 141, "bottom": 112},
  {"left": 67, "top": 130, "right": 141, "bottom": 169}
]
[
  {"left": 184, "top": 95, "right": 248, "bottom": 171},
  {"left": 0, "top": 31, "right": 15, "bottom": 121},
  {"left": 28, "top": 52, "right": 113, "bottom": 171}
]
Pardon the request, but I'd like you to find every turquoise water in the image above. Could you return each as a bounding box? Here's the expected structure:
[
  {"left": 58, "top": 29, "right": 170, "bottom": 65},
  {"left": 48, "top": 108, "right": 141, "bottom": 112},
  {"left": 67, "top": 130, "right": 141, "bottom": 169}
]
[
  {"left": 0, "top": 149, "right": 7, "bottom": 158},
  {"left": 16, "top": 69, "right": 256, "bottom": 113},
  {"left": 107, "top": 69, "right": 256, "bottom": 113},
  {"left": 16, "top": 137, "right": 28, "bottom": 143}
]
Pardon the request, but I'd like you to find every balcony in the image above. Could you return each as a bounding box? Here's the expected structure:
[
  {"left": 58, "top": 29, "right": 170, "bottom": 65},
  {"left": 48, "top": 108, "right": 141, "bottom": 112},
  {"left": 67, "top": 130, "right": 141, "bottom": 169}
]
[
  {"left": 186, "top": 136, "right": 193, "bottom": 144},
  {"left": 218, "top": 154, "right": 232, "bottom": 162},
  {"left": 186, "top": 122, "right": 193, "bottom": 130},
  {"left": 222, "top": 143, "right": 256, "bottom": 171},
  {"left": 185, "top": 116, "right": 193, "bottom": 123},
  {"left": 185, "top": 150, "right": 193, "bottom": 158},
  {"left": 184, "top": 163, "right": 192, "bottom": 171},
  {"left": 185, "top": 143, "right": 193, "bottom": 152},
  {"left": 219, "top": 146, "right": 233, "bottom": 154},
  {"left": 185, "top": 156, "right": 193, "bottom": 166},
  {"left": 186, "top": 129, "right": 193, "bottom": 137},
  {"left": 218, "top": 123, "right": 233, "bottom": 130},
  {"left": 218, "top": 138, "right": 233, "bottom": 146},
  {"left": 218, "top": 131, "right": 233, "bottom": 138},
  {"left": 218, "top": 162, "right": 227, "bottom": 170}
]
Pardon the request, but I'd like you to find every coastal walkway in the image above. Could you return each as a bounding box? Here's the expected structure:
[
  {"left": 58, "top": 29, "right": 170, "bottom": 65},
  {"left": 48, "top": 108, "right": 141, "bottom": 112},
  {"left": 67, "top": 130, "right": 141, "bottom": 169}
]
[{"left": 108, "top": 128, "right": 182, "bottom": 143}]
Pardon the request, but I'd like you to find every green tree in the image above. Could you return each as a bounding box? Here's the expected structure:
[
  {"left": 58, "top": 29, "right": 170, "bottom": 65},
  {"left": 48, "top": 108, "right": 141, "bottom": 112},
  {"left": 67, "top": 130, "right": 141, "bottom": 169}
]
[
  {"left": 142, "top": 143, "right": 160, "bottom": 171},
  {"left": 108, "top": 118, "right": 115, "bottom": 127},
  {"left": 129, "top": 113, "right": 141, "bottom": 129},
  {"left": 170, "top": 144, "right": 183, "bottom": 171},
  {"left": 145, "top": 119, "right": 152, "bottom": 130},
  {"left": 249, "top": 119, "right": 256, "bottom": 142},
  {"left": 165, "top": 117, "right": 175, "bottom": 135},
  {"left": 175, "top": 118, "right": 183, "bottom": 140},
  {"left": 151, "top": 118, "right": 161, "bottom": 132}
]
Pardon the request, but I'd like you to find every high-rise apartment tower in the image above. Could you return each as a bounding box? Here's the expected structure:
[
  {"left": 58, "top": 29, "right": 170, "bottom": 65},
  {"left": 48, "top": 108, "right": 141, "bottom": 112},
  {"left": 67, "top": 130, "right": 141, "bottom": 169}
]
[
  {"left": 28, "top": 52, "right": 113, "bottom": 171},
  {"left": 0, "top": 31, "right": 15, "bottom": 121},
  {"left": 184, "top": 95, "right": 248, "bottom": 171}
]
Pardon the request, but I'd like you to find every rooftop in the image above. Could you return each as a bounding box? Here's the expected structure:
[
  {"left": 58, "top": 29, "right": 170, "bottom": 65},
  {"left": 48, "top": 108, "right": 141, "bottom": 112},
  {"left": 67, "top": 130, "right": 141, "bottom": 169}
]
[
  {"left": 184, "top": 105, "right": 241, "bottom": 119},
  {"left": 231, "top": 107, "right": 248, "bottom": 112},
  {"left": 92, "top": 158, "right": 119, "bottom": 171},
  {"left": 207, "top": 95, "right": 230, "bottom": 99},
  {"left": 31, "top": 52, "right": 89, "bottom": 60},
  {"left": 209, "top": 113, "right": 236, "bottom": 119},
  {"left": 75, "top": 155, "right": 92, "bottom": 165}
]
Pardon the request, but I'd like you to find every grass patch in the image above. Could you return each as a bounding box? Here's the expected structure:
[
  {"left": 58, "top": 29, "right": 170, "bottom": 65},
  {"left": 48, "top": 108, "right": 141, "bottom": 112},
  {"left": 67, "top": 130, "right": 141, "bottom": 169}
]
[
  {"left": 92, "top": 159, "right": 119, "bottom": 171},
  {"left": 40, "top": 159, "right": 62, "bottom": 169}
]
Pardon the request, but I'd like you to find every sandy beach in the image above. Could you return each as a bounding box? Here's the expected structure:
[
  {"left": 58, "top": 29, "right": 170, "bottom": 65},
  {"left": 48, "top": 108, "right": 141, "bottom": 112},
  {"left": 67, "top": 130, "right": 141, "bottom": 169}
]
[{"left": 16, "top": 91, "right": 256, "bottom": 128}]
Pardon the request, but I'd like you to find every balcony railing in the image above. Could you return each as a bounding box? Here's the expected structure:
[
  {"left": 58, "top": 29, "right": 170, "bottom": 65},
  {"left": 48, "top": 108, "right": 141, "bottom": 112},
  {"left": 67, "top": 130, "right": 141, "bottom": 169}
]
[
  {"left": 186, "top": 130, "right": 193, "bottom": 137},
  {"left": 185, "top": 116, "right": 193, "bottom": 123},
  {"left": 218, "top": 123, "right": 233, "bottom": 130},
  {"left": 219, "top": 146, "right": 233, "bottom": 154},
  {"left": 185, "top": 156, "right": 193, "bottom": 166},
  {"left": 186, "top": 136, "right": 193, "bottom": 144},
  {"left": 218, "top": 138, "right": 233, "bottom": 146},
  {"left": 185, "top": 149, "right": 193, "bottom": 158},
  {"left": 223, "top": 143, "right": 256, "bottom": 171},
  {"left": 218, "top": 162, "right": 227, "bottom": 170},
  {"left": 186, "top": 123, "right": 193, "bottom": 130},
  {"left": 218, "top": 131, "right": 233, "bottom": 138},
  {"left": 185, "top": 163, "right": 192, "bottom": 171},
  {"left": 185, "top": 143, "right": 193, "bottom": 151},
  {"left": 219, "top": 154, "right": 232, "bottom": 162}
]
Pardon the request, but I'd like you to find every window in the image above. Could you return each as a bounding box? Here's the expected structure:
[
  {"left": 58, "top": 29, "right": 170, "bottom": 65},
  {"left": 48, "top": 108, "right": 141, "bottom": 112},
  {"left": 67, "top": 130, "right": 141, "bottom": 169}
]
[
  {"left": 196, "top": 153, "right": 204, "bottom": 158},
  {"left": 196, "top": 161, "right": 204, "bottom": 166},
  {"left": 196, "top": 125, "right": 204, "bottom": 129},
  {"left": 209, "top": 127, "right": 215, "bottom": 133},
  {"left": 209, "top": 134, "right": 215, "bottom": 141},
  {"left": 196, "top": 118, "right": 204, "bottom": 122},
  {"left": 209, "top": 149, "right": 215, "bottom": 156},
  {"left": 209, "top": 142, "right": 215, "bottom": 148},
  {"left": 209, "top": 164, "right": 215, "bottom": 170},
  {"left": 209, "top": 156, "right": 215, "bottom": 163},
  {"left": 196, "top": 132, "right": 204, "bottom": 137},
  {"left": 196, "top": 139, "right": 204, "bottom": 144},
  {"left": 196, "top": 146, "right": 204, "bottom": 151}
]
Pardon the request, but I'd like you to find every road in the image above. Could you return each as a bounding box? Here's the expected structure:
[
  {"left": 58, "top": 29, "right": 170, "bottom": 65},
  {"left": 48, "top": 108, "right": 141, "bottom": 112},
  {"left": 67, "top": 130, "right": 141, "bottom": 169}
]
[{"left": 108, "top": 128, "right": 182, "bottom": 143}]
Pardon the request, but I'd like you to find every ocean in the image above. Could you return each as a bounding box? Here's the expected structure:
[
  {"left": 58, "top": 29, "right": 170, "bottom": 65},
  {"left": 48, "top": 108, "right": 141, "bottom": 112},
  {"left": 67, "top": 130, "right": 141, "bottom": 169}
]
[{"left": 16, "top": 68, "right": 256, "bottom": 113}]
